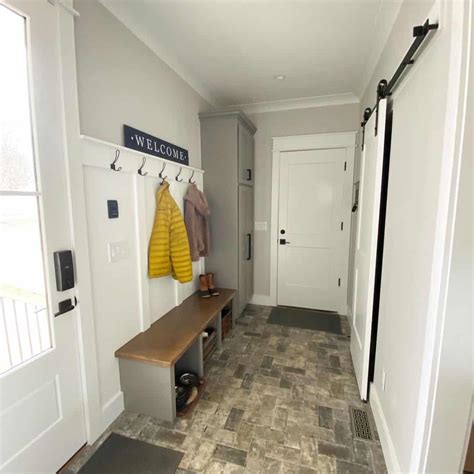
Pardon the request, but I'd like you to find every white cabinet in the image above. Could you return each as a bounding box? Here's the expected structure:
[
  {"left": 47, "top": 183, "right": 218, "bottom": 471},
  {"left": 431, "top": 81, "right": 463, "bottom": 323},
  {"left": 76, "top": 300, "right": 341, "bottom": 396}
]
[{"left": 199, "top": 111, "right": 256, "bottom": 314}]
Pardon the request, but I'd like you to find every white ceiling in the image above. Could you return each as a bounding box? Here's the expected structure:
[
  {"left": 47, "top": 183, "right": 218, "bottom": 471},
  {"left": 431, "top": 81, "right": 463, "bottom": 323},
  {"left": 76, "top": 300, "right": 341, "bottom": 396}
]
[{"left": 100, "top": 0, "right": 402, "bottom": 109}]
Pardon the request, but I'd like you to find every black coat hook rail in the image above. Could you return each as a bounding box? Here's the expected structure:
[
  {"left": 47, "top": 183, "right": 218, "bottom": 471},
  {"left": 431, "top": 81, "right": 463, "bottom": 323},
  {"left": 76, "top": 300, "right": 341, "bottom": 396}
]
[
  {"left": 105, "top": 144, "right": 201, "bottom": 183},
  {"left": 361, "top": 18, "right": 439, "bottom": 143}
]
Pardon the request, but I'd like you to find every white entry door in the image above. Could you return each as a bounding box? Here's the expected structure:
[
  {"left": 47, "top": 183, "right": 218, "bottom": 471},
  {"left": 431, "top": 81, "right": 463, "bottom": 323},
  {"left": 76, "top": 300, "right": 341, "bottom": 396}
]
[
  {"left": 0, "top": 1, "right": 86, "bottom": 472},
  {"left": 277, "top": 147, "right": 349, "bottom": 311},
  {"left": 350, "top": 99, "right": 387, "bottom": 400}
]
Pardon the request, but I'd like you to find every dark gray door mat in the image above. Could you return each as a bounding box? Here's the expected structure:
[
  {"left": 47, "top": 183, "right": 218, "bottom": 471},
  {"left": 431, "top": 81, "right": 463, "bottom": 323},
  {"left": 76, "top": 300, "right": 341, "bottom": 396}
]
[
  {"left": 267, "top": 306, "right": 342, "bottom": 335},
  {"left": 78, "top": 433, "right": 183, "bottom": 474}
]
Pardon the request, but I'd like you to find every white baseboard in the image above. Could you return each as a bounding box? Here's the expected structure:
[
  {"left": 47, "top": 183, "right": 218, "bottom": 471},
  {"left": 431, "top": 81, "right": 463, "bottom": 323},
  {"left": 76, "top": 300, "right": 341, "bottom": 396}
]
[
  {"left": 101, "top": 390, "right": 124, "bottom": 432},
  {"left": 250, "top": 294, "right": 274, "bottom": 306},
  {"left": 370, "top": 383, "right": 401, "bottom": 473}
]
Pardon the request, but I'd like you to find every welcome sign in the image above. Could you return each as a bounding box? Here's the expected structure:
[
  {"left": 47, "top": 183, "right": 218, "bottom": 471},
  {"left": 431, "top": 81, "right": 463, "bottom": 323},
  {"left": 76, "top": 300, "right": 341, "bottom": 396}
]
[{"left": 123, "top": 125, "right": 189, "bottom": 165}]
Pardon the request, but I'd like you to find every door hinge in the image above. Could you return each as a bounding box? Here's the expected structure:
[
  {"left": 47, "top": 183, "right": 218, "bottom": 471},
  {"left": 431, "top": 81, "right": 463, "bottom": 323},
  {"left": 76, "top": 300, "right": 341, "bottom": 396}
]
[
  {"left": 338, "top": 278, "right": 341, "bottom": 287},
  {"left": 340, "top": 221, "right": 344, "bottom": 231},
  {"left": 344, "top": 161, "right": 347, "bottom": 171}
]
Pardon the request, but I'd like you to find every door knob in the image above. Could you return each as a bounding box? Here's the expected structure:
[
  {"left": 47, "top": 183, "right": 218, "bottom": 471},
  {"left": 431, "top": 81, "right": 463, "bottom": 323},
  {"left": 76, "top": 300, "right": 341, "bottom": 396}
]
[{"left": 279, "top": 239, "right": 290, "bottom": 245}]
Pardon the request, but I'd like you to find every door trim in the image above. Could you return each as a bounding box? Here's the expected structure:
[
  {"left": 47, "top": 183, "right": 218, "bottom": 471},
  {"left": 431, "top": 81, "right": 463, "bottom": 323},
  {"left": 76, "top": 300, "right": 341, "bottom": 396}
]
[
  {"left": 268, "top": 132, "right": 357, "bottom": 313},
  {"left": 54, "top": 0, "right": 103, "bottom": 443}
]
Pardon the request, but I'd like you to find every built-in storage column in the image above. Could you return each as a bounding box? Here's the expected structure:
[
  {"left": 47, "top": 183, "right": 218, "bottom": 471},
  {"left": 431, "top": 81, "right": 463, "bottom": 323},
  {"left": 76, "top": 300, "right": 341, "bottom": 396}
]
[{"left": 199, "top": 111, "right": 257, "bottom": 315}]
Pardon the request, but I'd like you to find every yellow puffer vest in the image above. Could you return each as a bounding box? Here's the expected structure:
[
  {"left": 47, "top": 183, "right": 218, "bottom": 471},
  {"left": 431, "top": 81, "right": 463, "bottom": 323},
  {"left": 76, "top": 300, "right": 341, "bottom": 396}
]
[{"left": 148, "top": 181, "right": 193, "bottom": 283}]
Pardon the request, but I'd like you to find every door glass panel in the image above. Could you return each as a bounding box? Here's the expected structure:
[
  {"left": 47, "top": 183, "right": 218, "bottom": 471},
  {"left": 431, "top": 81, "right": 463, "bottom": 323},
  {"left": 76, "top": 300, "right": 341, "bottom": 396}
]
[
  {"left": 0, "top": 5, "right": 36, "bottom": 192},
  {"left": 0, "top": 6, "right": 51, "bottom": 375}
]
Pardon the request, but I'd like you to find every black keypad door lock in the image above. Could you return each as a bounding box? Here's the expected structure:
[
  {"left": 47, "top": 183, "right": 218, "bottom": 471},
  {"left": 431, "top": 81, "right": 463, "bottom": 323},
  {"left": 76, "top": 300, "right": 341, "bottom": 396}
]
[{"left": 54, "top": 250, "right": 75, "bottom": 291}]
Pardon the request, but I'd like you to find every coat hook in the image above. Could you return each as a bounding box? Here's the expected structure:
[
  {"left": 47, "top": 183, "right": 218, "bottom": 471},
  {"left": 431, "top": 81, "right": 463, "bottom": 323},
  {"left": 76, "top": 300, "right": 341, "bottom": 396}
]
[
  {"left": 159, "top": 162, "right": 167, "bottom": 183},
  {"left": 138, "top": 157, "right": 148, "bottom": 176},
  {"left": 188, "top": 170, "right": 196, "bottom": 184},
  {"left": 110, "top": 149, "right": 122, "bottom": 171},
  {"left": 175, "top": 167, "right": 183, "bottom": 182}
]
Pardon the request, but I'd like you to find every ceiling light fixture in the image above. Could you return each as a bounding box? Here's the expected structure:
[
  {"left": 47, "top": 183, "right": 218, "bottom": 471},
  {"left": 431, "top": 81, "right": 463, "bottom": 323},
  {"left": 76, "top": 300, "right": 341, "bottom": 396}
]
[{"left": 274, "top": 74, "right": 286, "bottom": 80}]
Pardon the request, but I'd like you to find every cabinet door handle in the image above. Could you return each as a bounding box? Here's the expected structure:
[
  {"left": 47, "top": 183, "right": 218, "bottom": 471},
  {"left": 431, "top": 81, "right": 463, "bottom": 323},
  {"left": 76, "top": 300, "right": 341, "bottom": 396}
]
[
  {"left": 246, "top": 169, "right": 252, "bottom": 181},
  {"left": 247, "top": 233, "right": 252, "bottom": 260}
]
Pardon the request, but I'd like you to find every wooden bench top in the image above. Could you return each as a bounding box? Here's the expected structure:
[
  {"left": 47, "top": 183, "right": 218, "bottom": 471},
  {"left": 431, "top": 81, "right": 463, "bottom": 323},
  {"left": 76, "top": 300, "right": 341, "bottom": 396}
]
[{"left": 115, "top": 288, "right": 235, "bottom": 367}]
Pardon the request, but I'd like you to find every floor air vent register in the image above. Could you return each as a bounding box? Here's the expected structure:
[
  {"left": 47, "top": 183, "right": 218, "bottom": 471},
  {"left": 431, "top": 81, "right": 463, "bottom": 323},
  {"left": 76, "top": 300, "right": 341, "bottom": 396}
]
[{"left": 350, "top": 406, "right": 375, "bottom": 441}]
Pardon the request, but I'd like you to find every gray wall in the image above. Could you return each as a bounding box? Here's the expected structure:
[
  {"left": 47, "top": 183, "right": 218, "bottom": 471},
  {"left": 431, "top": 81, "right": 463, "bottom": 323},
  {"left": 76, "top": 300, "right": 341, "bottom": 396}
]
[
  {"left": 247, "top": 104, "right": 360, "bottom": 297},
  {"left": 73, "top": 0, "right": 211, "bottom": 168},
  {"left": 360, "top": 0, "right": 434, "bottom": 110}
]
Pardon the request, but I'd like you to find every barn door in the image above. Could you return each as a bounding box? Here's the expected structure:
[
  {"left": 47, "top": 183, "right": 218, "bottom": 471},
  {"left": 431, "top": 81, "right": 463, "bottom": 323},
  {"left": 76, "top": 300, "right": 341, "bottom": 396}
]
[{"left": 350, "top": 99, "right": 388, "bottom": 400}]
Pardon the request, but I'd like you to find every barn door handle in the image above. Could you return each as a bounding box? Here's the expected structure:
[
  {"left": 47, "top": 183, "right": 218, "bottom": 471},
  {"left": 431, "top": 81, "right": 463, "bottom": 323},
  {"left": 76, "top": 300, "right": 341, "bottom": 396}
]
[{"left": 247, "top": 233, "right": 252, "bottom": 260}]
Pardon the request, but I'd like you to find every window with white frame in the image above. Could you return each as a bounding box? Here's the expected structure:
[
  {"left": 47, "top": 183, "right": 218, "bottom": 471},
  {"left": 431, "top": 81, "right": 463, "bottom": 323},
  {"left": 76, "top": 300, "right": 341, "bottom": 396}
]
[{"left": 0, "top": 4, "right": 52, "bottom": 374}]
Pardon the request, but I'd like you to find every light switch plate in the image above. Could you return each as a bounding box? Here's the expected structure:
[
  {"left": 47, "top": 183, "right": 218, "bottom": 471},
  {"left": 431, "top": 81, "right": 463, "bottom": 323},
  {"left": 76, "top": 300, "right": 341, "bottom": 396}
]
[
  {"left": 255, "top": 221, "right": 267, "bottom": 231},
  {"left": 108, "top": 241, "right": 129, "bottom": 263}
]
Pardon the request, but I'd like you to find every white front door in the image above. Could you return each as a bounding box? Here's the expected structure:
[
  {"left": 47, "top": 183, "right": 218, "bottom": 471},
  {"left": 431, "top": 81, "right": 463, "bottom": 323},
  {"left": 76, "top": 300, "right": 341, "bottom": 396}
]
[
  {"left": 350, "top": 99, "right": 387, "bottom": 401},
  {"left": 277, "top": 148, "right": 349, "bottom": 311},
  {"left": 0, "top": 1, "right": 86, "bottom": 472}
]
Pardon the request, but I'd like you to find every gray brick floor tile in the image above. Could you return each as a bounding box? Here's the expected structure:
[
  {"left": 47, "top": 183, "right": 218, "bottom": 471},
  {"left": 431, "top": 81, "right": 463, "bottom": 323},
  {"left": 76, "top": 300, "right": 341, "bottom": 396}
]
[{"left": 63, "top": 305, "right": 386, "bottom": 474}]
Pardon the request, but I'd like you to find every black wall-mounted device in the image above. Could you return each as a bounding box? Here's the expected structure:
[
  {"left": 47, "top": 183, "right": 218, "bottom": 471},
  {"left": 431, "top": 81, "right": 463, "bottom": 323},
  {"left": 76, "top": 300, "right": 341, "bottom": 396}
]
[
  {"left": 54, "top": 298, "right": 76, "bottom": 317},
  {"left": 53, "top": 250, "right": 75, "bottom": 291},
  {"left": 107, "top": 200, "right": 119, "bottom": 218}
]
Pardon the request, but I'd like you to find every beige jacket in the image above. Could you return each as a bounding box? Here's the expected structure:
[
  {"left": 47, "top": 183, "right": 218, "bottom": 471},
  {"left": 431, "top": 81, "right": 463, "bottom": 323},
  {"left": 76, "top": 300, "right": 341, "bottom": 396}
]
[{"left": 184, "top": 184, "right": 210, "bottom": 262}]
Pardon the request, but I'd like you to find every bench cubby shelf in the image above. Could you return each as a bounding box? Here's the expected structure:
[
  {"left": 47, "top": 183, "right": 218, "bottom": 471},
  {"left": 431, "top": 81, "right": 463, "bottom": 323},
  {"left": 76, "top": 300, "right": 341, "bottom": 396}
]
[{"left": 115, "top": 288, "right": 236, "bottom": 422}]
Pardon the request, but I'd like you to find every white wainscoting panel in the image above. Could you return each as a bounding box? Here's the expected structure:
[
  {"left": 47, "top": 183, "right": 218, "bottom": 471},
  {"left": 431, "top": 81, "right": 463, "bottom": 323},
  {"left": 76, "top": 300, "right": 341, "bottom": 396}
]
[{"left": 80, "top": 136, "right": 204, "bottom": 422}]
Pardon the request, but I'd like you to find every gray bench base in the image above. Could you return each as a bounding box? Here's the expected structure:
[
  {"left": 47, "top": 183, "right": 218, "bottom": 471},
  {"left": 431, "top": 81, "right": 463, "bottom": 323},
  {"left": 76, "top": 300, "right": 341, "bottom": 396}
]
[{"left": 118, "top": 312, "right": 223, "bottom": 422}]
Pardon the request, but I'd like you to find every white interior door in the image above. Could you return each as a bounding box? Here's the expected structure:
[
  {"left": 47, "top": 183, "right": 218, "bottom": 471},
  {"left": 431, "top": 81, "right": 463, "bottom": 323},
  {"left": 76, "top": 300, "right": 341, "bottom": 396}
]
[
  {"left": 277, "top": 148, "right": 348, "bottom": 311},
  {"left": 0, "top": 1, "right": 86, "bottom": 471},
  {"left": 350, "top": 99, "right": 387, "bottom": 400}
]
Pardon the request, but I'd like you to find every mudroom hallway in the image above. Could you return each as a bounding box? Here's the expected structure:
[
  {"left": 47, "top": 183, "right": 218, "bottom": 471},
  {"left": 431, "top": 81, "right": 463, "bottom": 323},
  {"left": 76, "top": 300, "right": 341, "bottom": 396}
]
[{"left": 0, "top": 0, "right": 471, "bottom": 473}]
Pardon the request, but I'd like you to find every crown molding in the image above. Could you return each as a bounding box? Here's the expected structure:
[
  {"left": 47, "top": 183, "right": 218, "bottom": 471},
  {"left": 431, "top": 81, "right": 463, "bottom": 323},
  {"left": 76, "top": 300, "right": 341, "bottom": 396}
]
[
  {"left": 199, "top": 110, "right": 257, "bottom": 134},
  {"left": 232, "top": 93, "right": 360, "bottom": 115}
]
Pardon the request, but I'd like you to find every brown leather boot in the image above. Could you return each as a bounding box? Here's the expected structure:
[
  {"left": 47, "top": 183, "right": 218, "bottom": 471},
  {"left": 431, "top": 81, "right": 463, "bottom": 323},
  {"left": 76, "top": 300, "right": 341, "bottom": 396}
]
[
  {"left": 206, "top": 273, "right": 220, "bottom": 296},
  {"left": 199, "top": 274, "right": 211, "bottom": 298}
]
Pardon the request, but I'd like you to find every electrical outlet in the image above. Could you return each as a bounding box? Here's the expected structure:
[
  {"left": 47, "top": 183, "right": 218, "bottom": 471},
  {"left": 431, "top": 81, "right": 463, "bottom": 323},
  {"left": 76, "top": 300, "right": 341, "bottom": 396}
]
[
  {"left": 382, "top": 370, "right": 387, "bottom": 391},
  {"left": 108, "top": 241, "right": 129, "bottom": 263}
]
